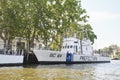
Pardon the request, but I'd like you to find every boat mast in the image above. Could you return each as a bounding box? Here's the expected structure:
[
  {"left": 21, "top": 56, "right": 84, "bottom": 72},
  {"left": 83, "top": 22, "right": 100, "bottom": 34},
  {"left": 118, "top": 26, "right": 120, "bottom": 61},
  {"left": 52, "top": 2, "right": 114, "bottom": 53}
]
[
  {"left": 80, "top": 25, "right": 84, "bottom": 54},
  {"left": 80, "top": 39, "right": 83, "bottom": 54}
]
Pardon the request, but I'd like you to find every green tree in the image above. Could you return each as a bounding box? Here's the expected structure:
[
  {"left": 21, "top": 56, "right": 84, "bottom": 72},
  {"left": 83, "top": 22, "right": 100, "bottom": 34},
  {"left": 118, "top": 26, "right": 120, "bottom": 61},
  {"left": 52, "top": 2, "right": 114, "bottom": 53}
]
[
  {"left": 83, "top": 24, "right": 97, "bottom": 44},
  {"left": 0, "top": 0, "right": 22, "bottom": 50},
  {"left": 0, "top": 0, "right": 97, "bottom": 51},
  {"left": 49, "top": 0, "right": 91, "bottom": 50}
]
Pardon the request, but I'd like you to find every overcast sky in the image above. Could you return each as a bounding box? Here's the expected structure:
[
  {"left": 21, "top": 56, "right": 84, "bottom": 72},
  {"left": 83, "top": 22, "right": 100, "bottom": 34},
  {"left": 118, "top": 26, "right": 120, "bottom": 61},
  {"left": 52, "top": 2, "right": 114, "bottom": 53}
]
[{"left": 81, "top": 0, "right": 120, "bottom": 49}]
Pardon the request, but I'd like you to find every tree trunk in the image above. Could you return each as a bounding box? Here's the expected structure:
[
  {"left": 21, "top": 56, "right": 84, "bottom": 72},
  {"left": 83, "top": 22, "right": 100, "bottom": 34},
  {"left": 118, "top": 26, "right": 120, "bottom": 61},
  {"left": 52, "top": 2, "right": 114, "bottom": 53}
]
[
  {"left": 26, "top": 40, "right": 30, "bottom": 52},
  {"left": 30, "top": 29, "right": 36, "bottom": 50}
]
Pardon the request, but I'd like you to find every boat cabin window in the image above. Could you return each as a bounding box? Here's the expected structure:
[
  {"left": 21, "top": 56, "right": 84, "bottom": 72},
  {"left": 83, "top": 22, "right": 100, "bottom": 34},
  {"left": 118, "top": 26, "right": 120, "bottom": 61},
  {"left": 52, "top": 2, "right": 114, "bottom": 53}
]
[
  {"left": 62, "top": 45, "right": 74, "bottom": 49},
  {"left": 65, "top": 46, "right": 67, "bottom": 48},
  {"left": 74, "top": 41, "right": 78, "bottom": 43},
  {"left": 62, "top": 45, "right": 73, "bottom": 49},
  {"left": 70, "top": 45, "right": 72, "bottom": 48},
  {"left": 67, "top": 46, "right": 69, "bottom": 48}
]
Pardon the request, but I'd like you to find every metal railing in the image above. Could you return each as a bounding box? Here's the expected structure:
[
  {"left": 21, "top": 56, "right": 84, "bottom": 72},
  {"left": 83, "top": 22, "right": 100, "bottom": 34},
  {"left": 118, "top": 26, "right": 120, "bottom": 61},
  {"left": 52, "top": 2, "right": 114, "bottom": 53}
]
[{"left": 0, "top": 49, "right": 24, "bottom": 56}]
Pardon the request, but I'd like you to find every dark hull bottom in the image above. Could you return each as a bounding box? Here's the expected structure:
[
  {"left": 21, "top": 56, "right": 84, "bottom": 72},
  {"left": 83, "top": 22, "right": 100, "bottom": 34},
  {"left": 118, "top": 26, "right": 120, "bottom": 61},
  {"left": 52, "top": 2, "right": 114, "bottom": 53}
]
[
  {"left": 38, "top": 61, "right": 110, "bottom": 65},
  {"left": 0, "top": 63, "right": 23, "bottom": 67},
  {"left": 0, "top": 61, "right": 110, "bottom": 67}
]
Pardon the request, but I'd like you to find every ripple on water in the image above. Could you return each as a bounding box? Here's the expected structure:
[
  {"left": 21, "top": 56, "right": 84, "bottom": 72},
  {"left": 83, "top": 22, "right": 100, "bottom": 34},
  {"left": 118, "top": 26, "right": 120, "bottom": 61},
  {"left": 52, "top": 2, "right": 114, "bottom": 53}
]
[{"left": 0, "top": 67, "right": 94, "bottom": 80}]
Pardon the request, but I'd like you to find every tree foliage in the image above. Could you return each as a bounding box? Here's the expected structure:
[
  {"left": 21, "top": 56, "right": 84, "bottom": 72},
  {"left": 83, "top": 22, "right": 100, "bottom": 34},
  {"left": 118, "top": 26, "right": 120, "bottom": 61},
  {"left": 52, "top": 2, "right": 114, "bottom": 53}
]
[{"left": 0, "top": 0, "right": 97, "bottom": 51}]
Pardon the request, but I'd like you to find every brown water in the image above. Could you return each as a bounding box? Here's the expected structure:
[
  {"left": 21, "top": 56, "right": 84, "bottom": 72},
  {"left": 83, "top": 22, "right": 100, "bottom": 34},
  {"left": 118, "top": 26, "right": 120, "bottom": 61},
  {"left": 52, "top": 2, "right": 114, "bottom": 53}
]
[{"left": 0, "top": 60, "right": 120, "bottom": 80}]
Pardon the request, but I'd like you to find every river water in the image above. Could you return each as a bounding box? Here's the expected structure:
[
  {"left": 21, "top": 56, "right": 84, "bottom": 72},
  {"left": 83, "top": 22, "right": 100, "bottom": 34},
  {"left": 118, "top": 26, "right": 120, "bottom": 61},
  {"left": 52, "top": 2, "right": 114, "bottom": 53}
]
[{"left": 0, "top": 60, "right": 120, "bottom": 80}]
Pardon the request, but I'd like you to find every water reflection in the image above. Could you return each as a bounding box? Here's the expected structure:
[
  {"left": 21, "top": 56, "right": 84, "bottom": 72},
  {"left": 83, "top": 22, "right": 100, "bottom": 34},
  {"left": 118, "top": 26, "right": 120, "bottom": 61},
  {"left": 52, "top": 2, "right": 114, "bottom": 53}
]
[{"left": 0, "top": 60, "right": 120, "bottom": 80}]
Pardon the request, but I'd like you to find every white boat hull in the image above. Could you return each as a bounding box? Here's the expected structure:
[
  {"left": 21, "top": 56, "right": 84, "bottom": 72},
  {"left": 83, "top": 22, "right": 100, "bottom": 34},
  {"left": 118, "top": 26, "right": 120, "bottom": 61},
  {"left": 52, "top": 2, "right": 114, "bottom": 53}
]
[
  {"left": 33, "top": 50, "right": 110, "bottom": 64},
  {"left": 0, "top": 55, "right": 23, "bottom": 66}
]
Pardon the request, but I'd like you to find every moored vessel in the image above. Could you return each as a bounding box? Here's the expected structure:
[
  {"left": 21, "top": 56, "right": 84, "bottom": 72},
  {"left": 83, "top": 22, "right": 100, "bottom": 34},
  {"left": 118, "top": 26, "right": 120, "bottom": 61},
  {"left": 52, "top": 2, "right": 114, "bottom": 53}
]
[
  {"left": 0, "top": 50, "right": 23, "bottom": 66},
  {"left": 32, "top": 37, "right": 110, "bottom": 64}
]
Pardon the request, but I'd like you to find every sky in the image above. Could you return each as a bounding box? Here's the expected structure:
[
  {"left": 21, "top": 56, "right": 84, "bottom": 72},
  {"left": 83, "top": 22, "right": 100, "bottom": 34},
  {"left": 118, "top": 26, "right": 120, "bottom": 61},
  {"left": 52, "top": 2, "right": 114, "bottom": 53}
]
[{"left": 81, "top": 0, "right": 120, "bottom": 49}]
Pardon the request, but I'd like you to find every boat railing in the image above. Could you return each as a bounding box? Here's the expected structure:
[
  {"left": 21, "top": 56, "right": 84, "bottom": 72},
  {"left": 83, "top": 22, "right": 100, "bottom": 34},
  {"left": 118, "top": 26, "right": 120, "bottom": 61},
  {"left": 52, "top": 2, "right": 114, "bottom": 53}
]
[
  {"left": 0, "top": 49, "right": 24, "bottom": 56},
  {"left": 94, "top": 52, "right": 109, "bottom": 57}
]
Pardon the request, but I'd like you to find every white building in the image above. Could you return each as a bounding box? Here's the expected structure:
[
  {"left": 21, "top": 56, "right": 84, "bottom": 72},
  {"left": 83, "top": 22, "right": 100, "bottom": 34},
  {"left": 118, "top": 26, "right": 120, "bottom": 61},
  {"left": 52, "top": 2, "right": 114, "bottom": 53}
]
[{"left": 0, "top": 37, "right": 44, "bottom": 50}]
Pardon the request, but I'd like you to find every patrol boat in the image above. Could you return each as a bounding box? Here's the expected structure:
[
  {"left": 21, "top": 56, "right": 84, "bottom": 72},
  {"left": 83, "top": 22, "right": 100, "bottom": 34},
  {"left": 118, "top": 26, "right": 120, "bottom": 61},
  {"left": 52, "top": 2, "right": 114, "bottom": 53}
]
[{"left": 33, "top": 37, "right": 110, "bottom": 64}]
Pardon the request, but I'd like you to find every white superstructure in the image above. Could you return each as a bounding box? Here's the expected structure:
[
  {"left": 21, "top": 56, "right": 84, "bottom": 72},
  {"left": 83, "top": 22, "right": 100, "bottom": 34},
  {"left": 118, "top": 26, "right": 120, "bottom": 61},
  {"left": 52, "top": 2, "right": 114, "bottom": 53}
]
[{"left": 61, "top": 37, "right": 92, "bottom": 55}]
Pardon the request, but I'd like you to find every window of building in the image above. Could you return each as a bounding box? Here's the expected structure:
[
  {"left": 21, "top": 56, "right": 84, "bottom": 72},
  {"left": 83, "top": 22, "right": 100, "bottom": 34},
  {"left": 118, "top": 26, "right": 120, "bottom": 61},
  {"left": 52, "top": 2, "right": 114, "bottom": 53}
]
[
  {"left": 16, "top": 42, "right": 25, "bottom": 50},
  {"left": 39, "top": 44, "right": 42, "bottom": 49}
]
